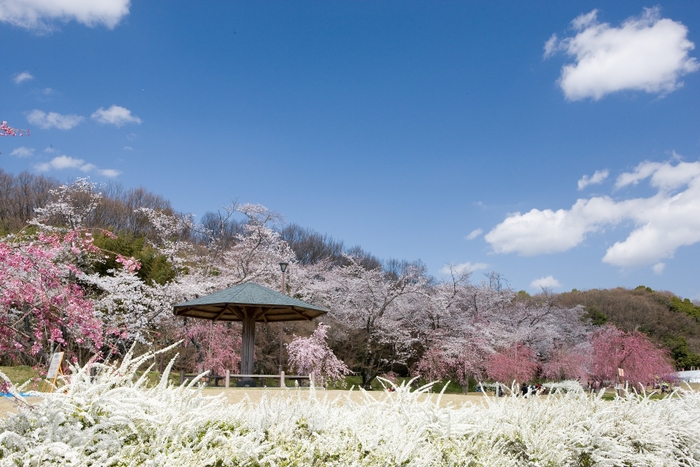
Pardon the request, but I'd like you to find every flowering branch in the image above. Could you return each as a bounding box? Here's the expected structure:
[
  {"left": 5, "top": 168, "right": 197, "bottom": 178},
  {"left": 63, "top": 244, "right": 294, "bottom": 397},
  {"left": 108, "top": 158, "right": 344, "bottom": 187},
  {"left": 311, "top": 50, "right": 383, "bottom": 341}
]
[{"left": 0, "top": 121, "right": 29, "bottom": 137}]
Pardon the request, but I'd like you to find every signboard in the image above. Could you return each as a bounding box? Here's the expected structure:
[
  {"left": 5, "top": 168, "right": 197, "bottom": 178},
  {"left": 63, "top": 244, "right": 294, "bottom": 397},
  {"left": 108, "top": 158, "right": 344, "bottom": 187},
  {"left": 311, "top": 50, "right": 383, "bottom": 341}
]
[
  {"left": 46, "top": 352, "right": 64, "bottom": 379},
  {"left": 617, "top": 368, "right": 625, "bottom": 378}
]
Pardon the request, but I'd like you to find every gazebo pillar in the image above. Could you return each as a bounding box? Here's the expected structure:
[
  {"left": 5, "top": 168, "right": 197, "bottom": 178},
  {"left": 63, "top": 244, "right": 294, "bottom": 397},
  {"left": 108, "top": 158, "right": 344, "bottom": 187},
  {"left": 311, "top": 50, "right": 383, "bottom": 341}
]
[{"left": 241, "top": 309, "right": 256, "bottom": 375}]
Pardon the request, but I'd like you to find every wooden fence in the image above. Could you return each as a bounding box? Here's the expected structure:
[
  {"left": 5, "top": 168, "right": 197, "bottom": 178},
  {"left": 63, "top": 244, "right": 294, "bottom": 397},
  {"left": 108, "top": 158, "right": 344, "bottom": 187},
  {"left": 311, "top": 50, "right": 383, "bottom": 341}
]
[{"left": 179, "top": 370, "right": 314, "bottom": 388}]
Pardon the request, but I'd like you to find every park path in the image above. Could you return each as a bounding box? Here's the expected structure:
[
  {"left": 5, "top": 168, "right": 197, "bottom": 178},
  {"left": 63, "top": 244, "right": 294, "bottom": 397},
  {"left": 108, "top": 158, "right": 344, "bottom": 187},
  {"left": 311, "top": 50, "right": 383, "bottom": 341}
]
[{"left": 0, "top": 388, "right": 488, "bottom": 419}]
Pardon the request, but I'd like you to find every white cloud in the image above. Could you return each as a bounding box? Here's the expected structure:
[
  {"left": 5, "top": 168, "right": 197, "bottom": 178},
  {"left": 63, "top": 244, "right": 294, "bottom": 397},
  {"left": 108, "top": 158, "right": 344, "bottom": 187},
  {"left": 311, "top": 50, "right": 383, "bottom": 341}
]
[
  {"left": 530, "top": 275, "right": 562, "bottom": 290},
  {"left": 91, "top": 105, "right": 141, "bottom": 127},
  {"left": 616, "top": 160, "right": 700, "bottom": 191},
  {"left": 123, "top": 146, "right": 133, "bottom": 151},
  {"left": 578, "top": 169, "right": 609, "bottom": 190},
  {"left": 485, "top": 196, "right": 628, "bottom": 256},
  {"left": 36, "top": 155, "right": 92, "bottom": 172},
  {"left": 0, "top": 0, "right": 130, "bottom": 33},
  {"left": 98, "top": 168, "right": 121, "bottom": 177},
  {"left": 652, "top": 262, "right": 665, "bottom": 275},
  {"left": 545, "top": 7, "right": 699, "bottom": 100},
  {"left": 465, "top": 228, "right": 483, "bottom": 240},
  {"left": 486, "top": 159, "right": 700, "bottom": 269},
  {"left": 10, "top": 146, "right": 34, "bottom": 158},
  {"left": 35, "top": 155, "right": 119, "bottom": 177},
  {"left": 543, "top": 34, "right": 559, "bottom": 58},
  {"left": 440, "top": 262, "right": 488, "bottom": 275},
  {"left": 13, "top": 71, "right": 33, "bottom": 84},
  {"left": 27, "top": 109, "right": 84, "bottom": 130}
]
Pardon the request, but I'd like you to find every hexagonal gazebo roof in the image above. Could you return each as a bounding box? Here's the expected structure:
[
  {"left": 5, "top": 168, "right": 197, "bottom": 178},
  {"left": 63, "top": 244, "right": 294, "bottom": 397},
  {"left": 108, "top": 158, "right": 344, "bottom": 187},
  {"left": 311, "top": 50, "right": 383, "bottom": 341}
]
[{"left": 173, "top": 282, "right": 328, "bottom": 322}]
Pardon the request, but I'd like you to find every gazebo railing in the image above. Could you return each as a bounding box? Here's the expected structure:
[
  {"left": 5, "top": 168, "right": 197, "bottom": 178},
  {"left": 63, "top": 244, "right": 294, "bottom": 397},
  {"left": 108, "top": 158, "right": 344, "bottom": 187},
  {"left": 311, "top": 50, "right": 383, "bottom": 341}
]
[{"left": 179, "top": 370, "right": 314, "bottom": 388}]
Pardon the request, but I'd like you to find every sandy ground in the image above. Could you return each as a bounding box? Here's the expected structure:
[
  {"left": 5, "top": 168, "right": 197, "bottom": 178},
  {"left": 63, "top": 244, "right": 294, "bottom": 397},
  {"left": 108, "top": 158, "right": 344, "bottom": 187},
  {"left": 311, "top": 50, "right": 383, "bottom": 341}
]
[
  {"left": 0, "top": 389, "right": 490, "bottom": 419},
  {"left": 206, "top": 387, "right": 491, "bottom": 407},
  {"left": 3, "top": 383, "right": 698, "bottom": 420}
]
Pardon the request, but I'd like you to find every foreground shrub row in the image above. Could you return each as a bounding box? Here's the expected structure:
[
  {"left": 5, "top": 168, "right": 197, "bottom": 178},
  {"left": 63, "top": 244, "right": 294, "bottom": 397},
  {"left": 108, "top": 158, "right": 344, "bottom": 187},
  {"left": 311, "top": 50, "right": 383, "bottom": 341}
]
[{"left": 1, "top": 351, "right": 699, "bottom": 466}]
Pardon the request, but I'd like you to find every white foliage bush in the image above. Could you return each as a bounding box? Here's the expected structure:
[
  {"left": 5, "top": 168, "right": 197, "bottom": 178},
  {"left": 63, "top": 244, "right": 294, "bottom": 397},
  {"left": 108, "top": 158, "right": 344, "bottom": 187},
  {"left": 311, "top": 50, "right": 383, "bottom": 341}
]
[{"left": 1, "top": 349, "right": 700, "bottom": 466}]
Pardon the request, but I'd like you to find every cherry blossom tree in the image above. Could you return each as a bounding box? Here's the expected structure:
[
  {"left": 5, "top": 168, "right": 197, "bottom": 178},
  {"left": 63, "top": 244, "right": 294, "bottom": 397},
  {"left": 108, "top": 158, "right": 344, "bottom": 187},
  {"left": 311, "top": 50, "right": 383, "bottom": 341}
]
[
  {"left": 286, "top": 323, "right": 350, "bottom": 387},
  {"left": 316, "top": 255, "right": 428, "bottom": 389},
  {"left": 485, "top": 342, "right": 539, "bottom": 384},
  {"left": 181, "top": 321, "right": 242, "bottom": 376},
  {"left": 541, "top": 342, "right": 590, "bottom": 381},
  {"left": 589, "top": 325, "right": 674, "bottom": 387},
  {"left": 413, "top": 345, "right": 453, "bottom": 383},
  {"left": 0, "top": 231, "right": 104, "bottom": 365}
]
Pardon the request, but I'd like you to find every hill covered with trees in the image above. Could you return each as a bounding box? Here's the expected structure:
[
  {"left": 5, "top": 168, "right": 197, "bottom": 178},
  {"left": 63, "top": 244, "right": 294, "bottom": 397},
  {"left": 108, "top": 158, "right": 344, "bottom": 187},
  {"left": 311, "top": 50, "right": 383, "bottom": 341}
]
[{"left": 555, "top": 287, "right": 700, "bottom": 370}]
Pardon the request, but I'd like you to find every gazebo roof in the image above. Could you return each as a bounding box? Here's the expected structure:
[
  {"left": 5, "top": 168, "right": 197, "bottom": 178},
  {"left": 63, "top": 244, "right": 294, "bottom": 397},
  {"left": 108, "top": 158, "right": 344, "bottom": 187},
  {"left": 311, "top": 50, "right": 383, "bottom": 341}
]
[{"left": 173, "top": 282, "right": 328, "bottom": 323}]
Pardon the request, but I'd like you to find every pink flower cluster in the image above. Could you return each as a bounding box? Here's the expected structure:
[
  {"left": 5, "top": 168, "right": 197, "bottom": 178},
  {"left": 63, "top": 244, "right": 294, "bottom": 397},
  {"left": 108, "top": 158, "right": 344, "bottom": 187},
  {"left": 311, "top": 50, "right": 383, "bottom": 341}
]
[
  {"left": 116, "top": 254, "right": 141, "bottom": 273},
  {"left": 0, "top": 121, "right": 29, "bottom": 137}
]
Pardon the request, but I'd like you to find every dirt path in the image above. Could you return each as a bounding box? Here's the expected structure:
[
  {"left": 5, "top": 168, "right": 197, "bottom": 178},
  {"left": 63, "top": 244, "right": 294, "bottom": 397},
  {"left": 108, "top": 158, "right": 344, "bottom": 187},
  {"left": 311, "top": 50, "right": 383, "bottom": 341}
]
[
  {"left": 0, "top": 389, "right": 489, "bottom": 419},
  {"left": 3, "top": 383, "right": 697, "bottom": 419}
]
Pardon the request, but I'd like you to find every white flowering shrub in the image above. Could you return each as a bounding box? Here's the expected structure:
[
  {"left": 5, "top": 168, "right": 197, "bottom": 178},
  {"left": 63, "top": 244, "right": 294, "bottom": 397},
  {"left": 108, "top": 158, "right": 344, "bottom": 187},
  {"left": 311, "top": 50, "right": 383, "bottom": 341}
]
[{"left": 1, "top": 349, "right": 700, "bottom": 466}]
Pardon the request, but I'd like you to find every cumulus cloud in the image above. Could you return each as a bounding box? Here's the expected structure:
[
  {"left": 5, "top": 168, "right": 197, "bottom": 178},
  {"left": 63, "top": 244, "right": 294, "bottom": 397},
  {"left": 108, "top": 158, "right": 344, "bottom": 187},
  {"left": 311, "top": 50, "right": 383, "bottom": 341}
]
[
  {"left": 27, "top": 109, "right": 84, "bottom": 130},
  {"left": 0, "top": 0, "right": 130, "bottom": 33},
  {"left": 485, "top": 196, "right": 628, "bottom": 256},
  {"left": 10, "top": 146, "right": 34, "bottom": 158},
  {"left": 440, "top": 261, "right": 488, "bottom": 275},
  {"left": 578, "top": 169, "right": 609, "bottom": 190},
  {"left": 545, "top": 7, "right": 699, "bottom": 100},
  {"left": 91, "top": 105, "right": 141, "bottom": 127},
  {"left": 35, "top": 155, "right": 119, "bottom": 177},
  {"left": 13, "top": 71, "right": 33, "bottom": 84},
  {"left": 485, "top": 159, "right": 700, "bottom": 269},
  {"left": 465, "top": 228, "right": 483, "bottom": 240},
  {"left": 530, "top": 276, "right": 562, "bottom": 290}
]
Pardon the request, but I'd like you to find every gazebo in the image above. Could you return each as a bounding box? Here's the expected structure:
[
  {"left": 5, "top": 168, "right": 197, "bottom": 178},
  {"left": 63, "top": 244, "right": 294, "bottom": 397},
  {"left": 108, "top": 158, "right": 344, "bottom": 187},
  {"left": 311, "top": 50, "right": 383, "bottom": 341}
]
[{"left": 172, "top": 282, "right": 328, "bottom": 381}]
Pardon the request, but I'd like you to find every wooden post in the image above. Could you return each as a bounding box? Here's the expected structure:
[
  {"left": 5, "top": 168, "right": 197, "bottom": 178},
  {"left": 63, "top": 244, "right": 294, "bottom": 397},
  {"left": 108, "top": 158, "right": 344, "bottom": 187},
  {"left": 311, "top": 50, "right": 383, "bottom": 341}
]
[
  {"left": 225, "top": 369, "right": 230, "bottom": 388},
  {"left": 310, "top": 372, "right": 315, "bottom": 388},
  {"left": 241, "top": 310, "right": 256, "bottom": 376},
  {"left": 279, "top": 370, "right": 285, "bottom": 388}
]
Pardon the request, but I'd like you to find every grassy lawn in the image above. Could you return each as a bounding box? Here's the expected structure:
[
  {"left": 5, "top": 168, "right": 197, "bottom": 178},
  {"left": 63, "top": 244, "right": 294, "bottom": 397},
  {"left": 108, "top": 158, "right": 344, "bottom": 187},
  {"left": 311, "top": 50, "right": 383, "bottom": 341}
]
[{"left": 0, "top": 366, "right": 41, "bottom": 389}]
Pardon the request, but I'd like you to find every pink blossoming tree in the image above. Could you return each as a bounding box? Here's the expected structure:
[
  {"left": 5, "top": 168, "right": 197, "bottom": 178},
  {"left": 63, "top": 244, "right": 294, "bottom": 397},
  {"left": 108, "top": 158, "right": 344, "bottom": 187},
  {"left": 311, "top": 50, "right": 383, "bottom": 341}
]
[
  {"left": 182, "top": 321, "right": 242, "bottom": 376},
  {"left": 0, "top": 231, "right": 104, "bottom": 365},
  {"left": 485, "top": 342, "right": 539, "bottom": 384},
  {"left": 286, "top": 323, "right": 351, "bottom": 387},
  {"left": 589, "top": 325, "right": 674, "bottom": 387}
]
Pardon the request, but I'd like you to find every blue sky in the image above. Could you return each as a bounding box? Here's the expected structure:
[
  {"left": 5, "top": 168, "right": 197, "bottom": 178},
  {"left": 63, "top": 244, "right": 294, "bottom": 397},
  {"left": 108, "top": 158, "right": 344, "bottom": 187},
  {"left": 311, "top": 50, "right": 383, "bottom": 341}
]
[{"left": 2, "top": 1, "right": 700, "bottom": 299}]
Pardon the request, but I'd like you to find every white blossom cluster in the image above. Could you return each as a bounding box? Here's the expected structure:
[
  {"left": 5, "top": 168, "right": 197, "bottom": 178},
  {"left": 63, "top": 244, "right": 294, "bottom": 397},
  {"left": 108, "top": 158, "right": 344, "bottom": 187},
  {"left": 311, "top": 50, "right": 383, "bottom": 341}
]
[{"left": 1, "top": 349, "right": 699, "bottom": 466}]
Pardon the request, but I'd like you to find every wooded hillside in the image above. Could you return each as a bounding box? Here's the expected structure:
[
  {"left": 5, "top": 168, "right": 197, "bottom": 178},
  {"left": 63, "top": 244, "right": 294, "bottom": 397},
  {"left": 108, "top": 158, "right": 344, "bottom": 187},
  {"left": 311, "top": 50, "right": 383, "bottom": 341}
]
[{"left": 556, "top": 287, "right": 700, "bottom": 369}]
